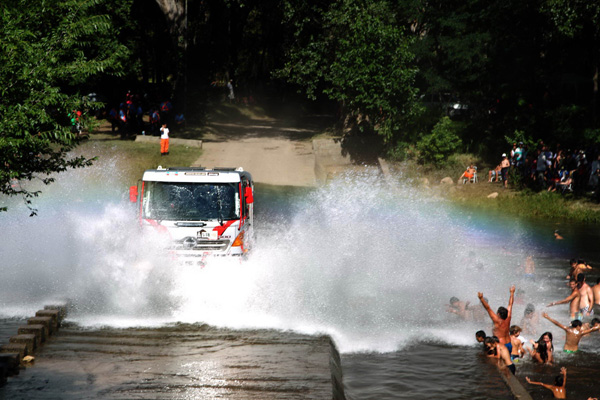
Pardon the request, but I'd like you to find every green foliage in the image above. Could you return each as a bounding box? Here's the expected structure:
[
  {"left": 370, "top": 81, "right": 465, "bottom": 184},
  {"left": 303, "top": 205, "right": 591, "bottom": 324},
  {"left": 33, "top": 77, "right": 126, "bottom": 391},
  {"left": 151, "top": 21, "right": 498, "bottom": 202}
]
[
  {"left": 451, "top": 188, "right": 600, "bottom": 223},
  {"left": 504, "top": 130, "right": 535, "bottom": 149},
  {"left": 386, "top": 142, "right": 416, "bottom": 162},
  {"left": 583, "top": 128, "right": 600, "bottom": 145},
  {"left": 279, "top": 0, "right": 421, "bottom": 142},
  {"left": 507, "top": 167, "right": 525, "bottom": 189},
  {"left": 416, "top": 117, "right": 462, "bottom": 166},
  {"left": 542, "top": 0, "right": 600, "bottom": 37},
  {"left": 545, "top": 104, "right": 587, "bottom": 145},
  {"left": 410, "top": 0, "right": 494, "bottom": 97},
  {"left": 0, "top": 0, "right": 129, "bottom": 215},
  {"left": 410, "top": 0, "right": 600, "bottom": 156}
]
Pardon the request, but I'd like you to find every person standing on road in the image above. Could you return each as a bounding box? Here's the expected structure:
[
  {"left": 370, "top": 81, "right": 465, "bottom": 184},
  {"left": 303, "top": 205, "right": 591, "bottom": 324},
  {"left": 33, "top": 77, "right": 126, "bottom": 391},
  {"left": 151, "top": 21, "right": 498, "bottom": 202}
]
[
  {"left": 160, "top": 123, "right": 170, "bottom": 156},
  {"left": 227, "top": 79, "right": 235, "bottom": 103}
]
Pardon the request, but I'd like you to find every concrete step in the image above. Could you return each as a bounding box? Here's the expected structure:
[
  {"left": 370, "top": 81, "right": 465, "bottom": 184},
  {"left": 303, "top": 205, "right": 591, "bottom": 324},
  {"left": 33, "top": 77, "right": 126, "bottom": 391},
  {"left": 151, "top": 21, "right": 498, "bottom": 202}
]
[
  {"left": 9, "top": 334, "right": 38, "bottom": 355},
  {"left": 27, "top": 316, "right": 54, "bottom": 336},
  {"left": 18, "top": 324, "right": 47, "bottom": 344}
]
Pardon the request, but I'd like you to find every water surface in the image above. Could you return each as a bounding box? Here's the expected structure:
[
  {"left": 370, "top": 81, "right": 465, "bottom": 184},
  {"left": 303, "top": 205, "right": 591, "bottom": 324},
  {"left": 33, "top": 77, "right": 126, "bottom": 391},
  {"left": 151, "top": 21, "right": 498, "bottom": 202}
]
[{"left": 2, "top": 163, "right": 600, "bottom": 398}]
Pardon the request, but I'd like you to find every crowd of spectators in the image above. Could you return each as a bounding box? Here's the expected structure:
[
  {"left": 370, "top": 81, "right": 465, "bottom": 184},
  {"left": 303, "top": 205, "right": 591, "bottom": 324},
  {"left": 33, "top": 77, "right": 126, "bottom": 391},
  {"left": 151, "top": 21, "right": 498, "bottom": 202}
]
[
  {"left": 106, "top": 90, "right": 185, "bottom": 138},
  {"left": 493, "top": 141, "right": 600, "bottom": 199}
]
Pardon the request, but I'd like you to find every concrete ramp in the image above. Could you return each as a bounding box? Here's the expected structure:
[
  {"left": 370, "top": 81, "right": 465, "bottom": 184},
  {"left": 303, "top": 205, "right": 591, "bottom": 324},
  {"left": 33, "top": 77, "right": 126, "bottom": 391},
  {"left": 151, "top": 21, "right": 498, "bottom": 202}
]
[{"left": 1, "top": 323, "right": 345, "bottom": 400}]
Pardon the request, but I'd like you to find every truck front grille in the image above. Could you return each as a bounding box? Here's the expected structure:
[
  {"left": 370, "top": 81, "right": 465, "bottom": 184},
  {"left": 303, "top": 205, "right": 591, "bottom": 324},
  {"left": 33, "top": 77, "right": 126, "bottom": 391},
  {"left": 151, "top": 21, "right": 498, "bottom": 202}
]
[{"left": 173, "top": 237, "right": 230, "bottom": 251}]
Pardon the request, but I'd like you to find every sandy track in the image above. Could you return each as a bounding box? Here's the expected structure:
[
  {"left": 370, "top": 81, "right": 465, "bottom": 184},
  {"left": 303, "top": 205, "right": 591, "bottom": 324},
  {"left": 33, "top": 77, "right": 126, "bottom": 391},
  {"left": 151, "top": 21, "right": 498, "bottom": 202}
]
[
  {"left": 193, "top": 137, "right": 316, "bottom": 186},
  {"left": 192, "top": 120, "right": 320, "bottom": 186}
]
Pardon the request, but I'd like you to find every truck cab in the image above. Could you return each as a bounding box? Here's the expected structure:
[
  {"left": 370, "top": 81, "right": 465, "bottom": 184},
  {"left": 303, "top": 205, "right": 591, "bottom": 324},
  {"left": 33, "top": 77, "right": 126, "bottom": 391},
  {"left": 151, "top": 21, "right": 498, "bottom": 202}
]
[{"left": 129, "top": 166, "right": 254, "bottom": 262}]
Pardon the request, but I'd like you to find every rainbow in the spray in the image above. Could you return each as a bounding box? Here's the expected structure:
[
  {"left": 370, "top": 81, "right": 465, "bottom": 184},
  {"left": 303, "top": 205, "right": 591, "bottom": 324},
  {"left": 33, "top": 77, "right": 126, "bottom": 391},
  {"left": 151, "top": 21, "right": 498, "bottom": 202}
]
[{"left": 1, "top": 162, "right": 550, "bottom": 353}]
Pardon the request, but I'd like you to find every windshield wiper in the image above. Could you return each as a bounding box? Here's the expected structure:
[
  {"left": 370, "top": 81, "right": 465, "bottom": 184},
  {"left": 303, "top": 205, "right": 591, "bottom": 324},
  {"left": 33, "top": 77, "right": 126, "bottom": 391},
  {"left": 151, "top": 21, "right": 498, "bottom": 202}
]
[
  {"left": 216, "top": 200, "right": 224, "bottom": 226},
  {"left": 216, "top": 186, "right": 224, "bottom": 226}
]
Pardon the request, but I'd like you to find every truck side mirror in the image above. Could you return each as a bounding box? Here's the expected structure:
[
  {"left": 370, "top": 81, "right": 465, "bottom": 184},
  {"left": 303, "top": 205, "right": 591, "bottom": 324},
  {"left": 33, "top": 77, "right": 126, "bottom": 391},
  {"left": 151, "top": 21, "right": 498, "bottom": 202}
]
[
  {"left": 244, "top": 186, "right": 253, "bottom": 204},
  {"left": 129, "top": 185, "right": 138, "bottom": 203}
]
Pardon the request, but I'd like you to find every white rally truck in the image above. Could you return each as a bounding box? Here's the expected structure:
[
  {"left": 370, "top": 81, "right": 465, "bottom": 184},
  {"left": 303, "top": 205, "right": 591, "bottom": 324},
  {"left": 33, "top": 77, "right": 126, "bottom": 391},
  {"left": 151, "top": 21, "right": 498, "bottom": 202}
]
[{"left": 129, "top": 166, "right": 254, "bottom": 262}]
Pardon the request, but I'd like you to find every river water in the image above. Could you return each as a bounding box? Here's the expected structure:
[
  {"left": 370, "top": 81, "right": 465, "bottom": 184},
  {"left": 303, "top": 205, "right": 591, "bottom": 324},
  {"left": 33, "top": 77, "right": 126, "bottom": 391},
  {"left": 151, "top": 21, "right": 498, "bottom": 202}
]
[{"left": 2, "top": 163, "right": 600, "bottom": 399}]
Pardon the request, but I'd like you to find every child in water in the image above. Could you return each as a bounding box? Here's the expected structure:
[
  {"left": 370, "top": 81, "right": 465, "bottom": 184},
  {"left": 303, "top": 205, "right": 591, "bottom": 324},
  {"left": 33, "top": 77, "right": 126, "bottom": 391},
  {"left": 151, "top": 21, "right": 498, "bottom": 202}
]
[
  {"left": 507, "top": 325, "right": 525, "bottom": 361},
  {"left": 484, "top": 336, "right": 515, "bottom": 375}
]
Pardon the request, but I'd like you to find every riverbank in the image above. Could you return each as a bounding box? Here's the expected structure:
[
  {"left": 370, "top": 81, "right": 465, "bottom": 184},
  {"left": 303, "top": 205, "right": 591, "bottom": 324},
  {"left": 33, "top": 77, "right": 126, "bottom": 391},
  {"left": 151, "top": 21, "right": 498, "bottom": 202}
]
[
  {"left": 385, "top": 158, "right": 600, "bottom": 224},
  {"left": 84, "top": 101, "right": 600, "bottom": 224}
]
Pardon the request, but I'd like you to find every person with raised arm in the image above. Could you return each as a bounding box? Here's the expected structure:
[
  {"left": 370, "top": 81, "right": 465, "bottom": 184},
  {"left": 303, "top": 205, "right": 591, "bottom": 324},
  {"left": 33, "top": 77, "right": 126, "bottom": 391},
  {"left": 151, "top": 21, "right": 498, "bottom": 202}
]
[
  {"left": 526, "top": 367, "right": 567, "bottom": 399},
  {"left": 547, "top": 279, "right": 581, "bottom": 320},
  {"left": 478, "top": 285, "right": 515, "bottom": 345},
  {"left": 542, "top": 312, "right": 600, "bottom": 352}
]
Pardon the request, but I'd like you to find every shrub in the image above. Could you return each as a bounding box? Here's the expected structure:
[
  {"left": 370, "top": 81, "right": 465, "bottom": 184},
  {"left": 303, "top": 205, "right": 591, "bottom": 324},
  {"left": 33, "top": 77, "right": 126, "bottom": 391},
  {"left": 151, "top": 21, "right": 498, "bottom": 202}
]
[
  {"left": 416, "top": 117, "right": 462, "bottom": 167},
  {"left": 386, "top": 141, "right": 417, "bottom": 161}
]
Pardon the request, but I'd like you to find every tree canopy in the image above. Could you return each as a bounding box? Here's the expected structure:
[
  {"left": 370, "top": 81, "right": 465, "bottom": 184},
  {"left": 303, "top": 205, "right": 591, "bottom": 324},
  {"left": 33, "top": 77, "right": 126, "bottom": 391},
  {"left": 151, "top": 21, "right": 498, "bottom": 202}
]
[
  {"left": 0, "top": 0, "right": 130, "bottom": 214},
  {"left": 279, "top": 0, "right": 420, "bottom": 143},
  {"left": 3, "top": 0, "right": 600, "bottom": 213}
]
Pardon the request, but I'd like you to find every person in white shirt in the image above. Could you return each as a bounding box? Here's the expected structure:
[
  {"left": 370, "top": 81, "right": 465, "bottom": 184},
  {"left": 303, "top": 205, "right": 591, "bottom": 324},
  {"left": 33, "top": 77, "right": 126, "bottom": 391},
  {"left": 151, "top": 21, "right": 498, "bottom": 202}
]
[{"left": 160, "top": 123, "right": 170, "bottom": 155}]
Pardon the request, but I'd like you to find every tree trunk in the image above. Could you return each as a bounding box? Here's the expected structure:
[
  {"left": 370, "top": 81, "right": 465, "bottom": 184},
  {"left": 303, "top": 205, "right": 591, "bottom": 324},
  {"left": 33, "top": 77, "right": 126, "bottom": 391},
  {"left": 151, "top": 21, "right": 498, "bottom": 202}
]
[
  {"left": 154, "top": 0, "right": 186, "bottom": 45},
  {"left": 593, "top": 65, "right": 598, "bottom": 125},
  {"left": 154, "top": 0, "right": 188, "bottom": 105}
]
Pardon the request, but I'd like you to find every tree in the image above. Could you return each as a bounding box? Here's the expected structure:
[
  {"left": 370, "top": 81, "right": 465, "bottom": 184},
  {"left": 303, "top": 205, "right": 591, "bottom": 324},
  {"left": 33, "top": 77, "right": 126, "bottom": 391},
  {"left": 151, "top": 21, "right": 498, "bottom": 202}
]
[
  {"left": 542, "top": 0, "right": 600, "bottom": 126},
  {"left": 417, "top": 117, "right": 462, "bottom": 166},
  {"left": 0, "top": 0, "right": 130, "bottom": 215},
  {"left": 279, "top": 0, "right": 421, "bottom": 144},
  {"left": 155, "top": 0, "right": 186, "bottom": 40}
]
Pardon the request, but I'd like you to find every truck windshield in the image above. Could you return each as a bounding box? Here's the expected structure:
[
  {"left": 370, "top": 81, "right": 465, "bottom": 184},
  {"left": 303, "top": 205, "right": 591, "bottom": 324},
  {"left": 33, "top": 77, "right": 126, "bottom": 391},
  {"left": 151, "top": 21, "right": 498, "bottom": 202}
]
[{"left": 142, "top": 182, "right": 240, "bottom": 221}]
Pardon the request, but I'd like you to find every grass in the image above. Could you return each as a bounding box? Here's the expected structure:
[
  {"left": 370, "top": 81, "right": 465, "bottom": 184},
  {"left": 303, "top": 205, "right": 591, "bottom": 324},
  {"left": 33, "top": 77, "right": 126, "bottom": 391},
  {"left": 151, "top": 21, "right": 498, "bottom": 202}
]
[
  {"left": 78, "top": 103, "right": 600, "bottom": 224},
  {"left": 75, "top": 137, "right": 203, "bottom": 186},
  {"left": 449, "top": 187, "right": 600, "bottom": 223},
  {"left": 73, "top": 98, "right": 332, "bottom": 188},
  {"left": 390, "top": 156, "right": 600, "bottom": 223}
]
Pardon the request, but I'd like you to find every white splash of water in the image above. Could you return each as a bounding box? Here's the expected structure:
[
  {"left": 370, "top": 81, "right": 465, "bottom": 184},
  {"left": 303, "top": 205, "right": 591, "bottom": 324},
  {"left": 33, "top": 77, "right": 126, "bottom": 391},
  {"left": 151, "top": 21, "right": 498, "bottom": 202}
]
[
  {"left": 0, "top": 164, "right": 551, "bottom": 353},
  {"left": 172, "top": 170, "right": 542, "bottom": 352}
]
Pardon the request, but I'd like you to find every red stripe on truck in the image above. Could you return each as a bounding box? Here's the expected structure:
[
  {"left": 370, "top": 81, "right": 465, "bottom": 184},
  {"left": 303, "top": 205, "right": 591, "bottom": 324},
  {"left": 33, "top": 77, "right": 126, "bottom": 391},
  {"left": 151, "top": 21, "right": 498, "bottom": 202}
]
[
  {"left": 213, "top": 220, "right": 236, "bottom": 236},
  {"left": 144, "top": 219, "right": 170, "bottom": 234}
]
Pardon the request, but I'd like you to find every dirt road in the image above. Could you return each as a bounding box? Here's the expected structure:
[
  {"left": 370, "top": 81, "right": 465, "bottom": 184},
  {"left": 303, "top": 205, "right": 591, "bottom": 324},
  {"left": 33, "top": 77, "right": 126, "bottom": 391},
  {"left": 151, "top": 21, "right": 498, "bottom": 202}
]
[
  {"left": 193, "top": 119, "right": 323, "bottom": 186},
  {"left": 194, "top": 130, "right": 316, "bottom": 186}
]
